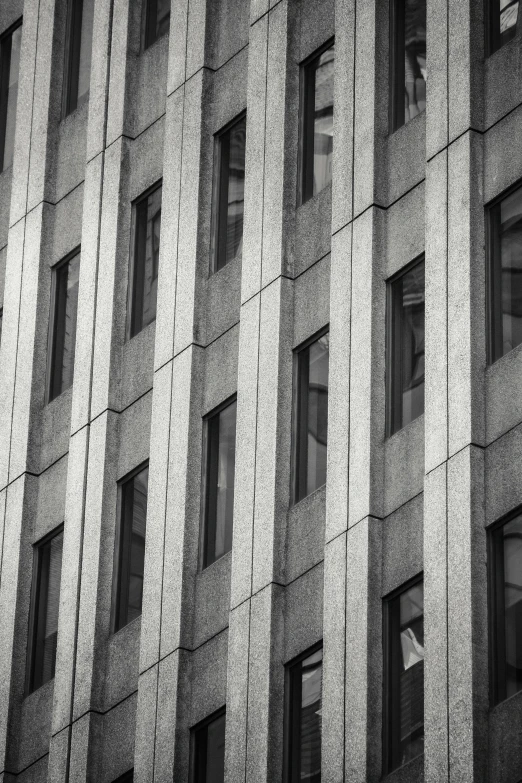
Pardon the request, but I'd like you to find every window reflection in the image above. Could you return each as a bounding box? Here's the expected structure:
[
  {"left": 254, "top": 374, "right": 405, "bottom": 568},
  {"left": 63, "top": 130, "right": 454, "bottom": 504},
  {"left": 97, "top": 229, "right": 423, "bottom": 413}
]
[
  {"left": 295, "top": 333, "right": 329, "bottom": 503},
  {"left": 490, "top": 0, "right": 519, "bottom": 53},
  {"left": 115, "top": 465, "right": 149, "bottom": 631},
  {"left": 387, "top": 581, "right": 424, "bottom": 771},
  {"left": 0, "top": 22, "right": 22, "bottom": 172},
  {"left": 213, "top": 114, "right": 246, "bottom": 272},
  {"left": 391, "top": 0, "right": 426, "bottom": 131},
  {"left": 193, "top": 711, "right": 226, "bottom": 783},
  {"left": 204, "top": 399, "right": 237, "bottom": 568},
  {"left": 302, "top": 44, "right": 334, "bottom": 203},
  {"left": 49, "top": 252, "right": 81, "bottom": 401},
  {"left": 287, "top": 647, "right": 322, "bottom": 783},
  {"left": 64, "top": 0, "right": 95, "bottom": 115},
  {"left": 489, "top": 185, "right": 522, "bottom": 362},
  {"left": 388, "top": 259, "right": 425, "bottom": 435},
  {"left": 144, "top": 0, "right": 171, "bottom": 49},
  {"left": 129, "top": 184, "right": 162, "bottom": 338}
]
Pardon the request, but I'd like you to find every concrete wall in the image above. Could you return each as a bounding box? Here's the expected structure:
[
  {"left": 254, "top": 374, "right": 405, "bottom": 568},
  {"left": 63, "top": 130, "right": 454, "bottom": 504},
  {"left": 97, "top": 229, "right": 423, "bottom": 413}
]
[{"left": 0, "top": 0, "right": 521, "bottom": 781}]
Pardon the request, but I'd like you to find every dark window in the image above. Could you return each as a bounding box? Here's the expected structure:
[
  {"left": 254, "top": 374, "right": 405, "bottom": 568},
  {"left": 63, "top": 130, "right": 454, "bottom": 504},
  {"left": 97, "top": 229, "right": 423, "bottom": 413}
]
[
  {"left": 211, "top": 114, "right": 246, "bottom": 273},
  {"left": 390, "top": 0, "right": 426, "bottom": 132},
  {"left": 114, "top": 464, "right": 149, "bottom": 632},
  {"left": 487, "top": 0, "right": 519, "bottom": 54},
  {"left": 385, "top": 578, "right": 424, "bottom": 772},
  {"left": 48, "top": 250, "right": 81, "bottom": 402},
  {"left": 113, "top": 772, "right": 133, "bottom": 783},
  {"left": 294, "top": 330, "right": 329, "bottom": 503},
  {"left": 488, "top": 183, "right": 522, "bottom": 363},
  {"left": 286, "top": 645, "right": 323, "bottom": 783},
  {"left": 143, "top": 0, "right": 171, "bottom": 49},
  {"left": 300, "top": 42, "right": 334, "bottom": 204},
  {"left": 27, "top": 527, "right": 64, "bottom": 693},
  {"left": 63, "top": 0, "right": 95, "bottom": 116},
  {"left": 0, "top": 20, "right": 22, "bottom": 173},
  {"left": 128, "top": 183, "right": 162, "bottom": 338},
  {"left": 191, "top": 709, "right": 226, "bottom": 783},
  {"left": 490, "top": 510, "right": 522, "bottom": 704},
  {"left": 202, "top": 397, "right": 237, "bottom": 568},
  {"left": 387, "top": 258, "right": 425, "bottom": 435}
]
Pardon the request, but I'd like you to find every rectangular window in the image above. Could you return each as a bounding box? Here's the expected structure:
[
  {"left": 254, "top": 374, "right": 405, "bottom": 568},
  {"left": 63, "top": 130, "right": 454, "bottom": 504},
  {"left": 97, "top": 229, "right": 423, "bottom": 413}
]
[
  {"left": 488, "top": 183, "right": 522, "bottom": 363},
  {"left": 143, "top": 0, "right": 171, "bottom": 49},
  {"left": 385, "top": 578, "right": 424, "bottom": 772},
  {"left": 294, "top": 330, "right": 329, "bottom": 504},
  {"left": 488, "top": 0, "right": 519, "bottom": 54},
  {"left": 27, "top": 527, "right": 64, "bottom": 693},
  {"left": 114, "top": 464, "right": 149, "bottom": 632},
  {"left": 286, "top": 645, "right": 323, "bottom": 783},
  {"left": 390, "top": 0, "right": 426, "bottom": 132},
  {"left": 211, "top": 113, "right": 246, "bottom": 273},
  {"left": 48, "top": 250, "right": 80, "bottom": 402},
  {"left": 113, "top": 772, "right": 133, "bottom": 783},
  {"left": 0, "top": 20, "right": 22, "bottom": 173},
  {"left": 387, "top": 258, "right": 425, "bottom": 436},
  {"left": 128, "top": 182, "right": 162, "bottom": 338},
  {"left": 202, "top": 397, "right": 237, "bottom": 569},
  {"left": 490, "top": 510, "right": 522, "bottom": 704},
  {"left": 63, "top": 0, "right": 95, "bottom": 116},
  {"left": 300, "top": 42, "right": 334, "bottom": 204},
  {"left": 191, "top": 708, "right": 226, "bottom": 783}
]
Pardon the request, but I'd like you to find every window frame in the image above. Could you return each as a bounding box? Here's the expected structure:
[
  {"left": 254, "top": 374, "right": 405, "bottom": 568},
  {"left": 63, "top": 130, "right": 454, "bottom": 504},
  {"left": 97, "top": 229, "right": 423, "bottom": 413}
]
[
  {"left": 127, "top": 179, "right": 163, "bottom": 340},
  {"left": 386, "top": 254, "right": 425, "bottom": 437},
  {"left": 486, "top": 0, "right": 520, "bottom": 56},
  {"left": 486, "top": 179, "right": 522, "bottom": 365},
  {"left": 46, "top": 247, "right": 81, "bottom": 404},
  {"left": 382, "top": 572, "right": 424, "bottom": 774},
  {"left": 283, "top": 641, "right": 323, "bottom": 783},
  {"left": 291, "top": 325, "right": 330, "bottom": 505},
  {"left": 0, "top": 17, "right": 23, "bottom": 174},
  {"left": 200, "top": 393, "right": 238, "bottom": 570},
  {"left": 189, "top": 705, "right": 226, "bottom": 783},
  {"left": 298, "top": 38, "right": 335, "bottom": 206},
  {"left": 62, "top": 0, "right": 90, "bottom": 117},
  {"left": 210, "top": 110, "right": 247, "bottom": 275},
  {"left": 26, "top": 524, "right": 65, "bottom": 695},
  {"left": 488, "top": 506, "right": 522, "bottom": 706},
  {"left": 112, "top": 460, "right": 149, "bottom": 633}
]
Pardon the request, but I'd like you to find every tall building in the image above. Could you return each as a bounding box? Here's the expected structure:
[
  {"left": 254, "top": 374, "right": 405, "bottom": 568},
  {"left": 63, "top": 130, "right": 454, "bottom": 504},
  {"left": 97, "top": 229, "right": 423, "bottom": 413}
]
[{"left": 1, "top": 0, "right": 522, "bottom": 782}]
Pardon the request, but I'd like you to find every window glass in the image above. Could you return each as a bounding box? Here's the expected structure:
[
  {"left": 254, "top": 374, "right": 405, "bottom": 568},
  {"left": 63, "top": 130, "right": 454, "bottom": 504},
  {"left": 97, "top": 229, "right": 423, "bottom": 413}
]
[
  {"left": 388, "top": 259, "right": 425, "bottom": 435},
  {"left": 0, "top": 22, "right": 22, "bottom": 172},
  {"left": 387, "top": 581, "right": 424, "bottom": 771},
  {"left": 302, "top": 44, "right": 334, "bottom": 203},
  {"left": 492, "top": 513, "right": 522, "bottom": 703},
  {"left": 203, "top": 399, "right": 237, "bottom": 568},
  {"left": 65, "top": 0, "right": 95, "bottom": 115},
  {"left": 144, "top": 0, "right": 171, "bottom": 49},
  {"left": 129, "top": 184, "right": 162, "bottom": 337},
  {"left": 213, "top": 115, "right": 246, "bottom": 272},
  {"left": 29, "top": 529, "right": 64, "bottom": 692},
  {"left": 489, "top": 185, "right": 522, "bottom": 362},
  {"left": 489, "top": 0, "right": 519, "bottom": 54},
  {"left": 391, "top": 0, "right": 426, "bottom": 132},
  {"left": 288, "top": 647, "right": 323, "bottom": 783},
  {"left": 115, "top": 465, "right": 148, "bottom": 631},
  {"left": 295, "top": 333, "right": 329, "bottom": 503},
  {"left": 193, "top": 711, "right": 226, "bottom": 783},
  {"left": 49, "top": 252, "right": 80, "bottom": 402}
]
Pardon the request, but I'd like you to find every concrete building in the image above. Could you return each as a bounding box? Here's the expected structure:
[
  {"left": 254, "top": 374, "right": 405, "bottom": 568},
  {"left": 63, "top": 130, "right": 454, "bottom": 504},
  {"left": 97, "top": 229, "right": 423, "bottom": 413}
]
[{"left": 1, "top": 0, "right": 522, "bottom": 781}]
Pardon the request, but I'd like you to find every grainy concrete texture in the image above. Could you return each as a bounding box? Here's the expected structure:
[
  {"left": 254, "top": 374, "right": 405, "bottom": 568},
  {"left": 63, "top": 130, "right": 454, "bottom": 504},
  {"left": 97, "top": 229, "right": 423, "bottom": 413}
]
[{"left": 0, "top": 0, "right": 520, "bottom": 781}]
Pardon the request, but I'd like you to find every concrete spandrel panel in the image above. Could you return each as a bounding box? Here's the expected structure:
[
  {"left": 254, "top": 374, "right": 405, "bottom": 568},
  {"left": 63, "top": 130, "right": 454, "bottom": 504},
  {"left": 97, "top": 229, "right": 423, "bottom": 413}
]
[
  {"left": 100, "top": 694, "right": 137, "bottom": 783},
  {"left": 120, "top": 327, "right": 155, "bottom": 412},
  {"left": 128, "top": 35, "right": 168, "bottom": 138},
  {"left": 285, "top": 485, "right": 325, "bottom": 584},
  {"left": 385, "top": 181, "right": 425, "bottom": 279},
  {"left": 294, "top": 188, "right": 332, "bottom": 278},
  {"left": 299, "top": 0, "right": 334, "bottom": 61},
  {"left": 203, "top": 259, "right": 241, "bottom": 348},
  {"left": 52, "top": 105, "right": 89, "bottom": 204},
  {"left": 489, "top": 691, "right": 522, "bottom": 783},
  {"left": 386, "top": 112, "right": 426, "bottom": 207},
  {"left": 117, "top": 391, "right": 152, "bottom": 479},
  {"left": 486, "top": 423, "right": 522, "bottom": 526},
  {"left": 484, "top": 103, "right": 522, "bottom": 204},
  {"left": 193, "top": 552, "right": 232, "bottom": 649},
  {"left": 382, "top": 491, "right": 423, "bottom": 596},
  {"left": 486, "top": 344, "right": 522, "bottom": 444},
  {"left": 17, "top": 680, "right": 53, "bottom": 772},
  {"left": 484, "top": 37, "right": 522, "bottom": 130},
  {"left": 203, "top": 324, "right": 239, "bottom": 414},
  {"left": 384, "top": 414, "right": 424, "bottom": 517},
  {"left": 206, "top": 0, "right": 249, "bottom": 71},
  {"left": 284, "top": 561, "right": 323, "bottom": 663}
]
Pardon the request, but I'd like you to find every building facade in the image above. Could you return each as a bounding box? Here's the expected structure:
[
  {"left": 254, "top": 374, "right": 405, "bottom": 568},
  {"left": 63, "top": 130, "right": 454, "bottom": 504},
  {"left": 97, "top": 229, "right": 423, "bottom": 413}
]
[{"left": 1, "top": 0, "right": 522, "bottom": 781}]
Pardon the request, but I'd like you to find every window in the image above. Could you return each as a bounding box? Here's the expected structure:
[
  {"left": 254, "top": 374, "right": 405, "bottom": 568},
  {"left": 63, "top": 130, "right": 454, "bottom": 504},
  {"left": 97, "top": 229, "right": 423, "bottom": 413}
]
[
  {"left": 293, "top": 330, "right": 329, "bottom": 504},
  {"left": 300, "top": 42, "right": 334, "bottom": 204},
  {"left": 390, "top": 0, "right": 426, "bottom": 132},
  {"left": 0, "top": 20, "right": 22, "bottom": 172},
  {"left": 488, "top": 183, "right": 522, "bottom": 363},
  {"left": 202, "top": 397, "right": 237, "bottom": 568},
  {"left": 387, "top": 257, "right": 425, "bottom": 436},
  {"left": 128, "top": 182, "right": 162, "bottom": 338},
  {"left": 211, "top": 114, "right": 246, "bottom": 273},
  {"left": 113, "top": 772, "right": 133, "bottom": 783},
  {"left": 384, "top": 578, "right": 424, "bottom": 772},
  {"left": 191, "top": 709, "right": 226, "bottom": 783},
  {"left": 114, "top": 464, "right": 149, "bottom": 632},
  {"left": 490, "top": 510, "right": 522, "bottom": 704},
  {"left": 48, "top": 250, "right": 80, "bottom": 402},
  {"left": 27, "top": 527, "right": 64, "bottom": 693},
  {"left": 487, "top": 0, "right": 519, "bottom": 54},
  {"left": 286, "top": 645, "right": 323, "bottom": 783},
  {"left": 143, "top": 0, "right": 171, "bottom": 49},
  {"left": 63, "top": 0, "right": 95, "bottom": 116}
]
